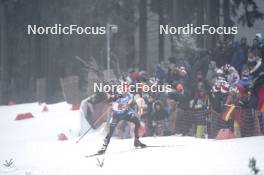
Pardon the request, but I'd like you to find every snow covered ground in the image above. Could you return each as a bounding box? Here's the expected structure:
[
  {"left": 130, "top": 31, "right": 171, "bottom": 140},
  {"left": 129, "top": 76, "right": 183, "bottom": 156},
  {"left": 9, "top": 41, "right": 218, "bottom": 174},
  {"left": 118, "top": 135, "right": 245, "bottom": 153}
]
[{"left": 0, "top": 102, "right": 263, "bottom": 175}]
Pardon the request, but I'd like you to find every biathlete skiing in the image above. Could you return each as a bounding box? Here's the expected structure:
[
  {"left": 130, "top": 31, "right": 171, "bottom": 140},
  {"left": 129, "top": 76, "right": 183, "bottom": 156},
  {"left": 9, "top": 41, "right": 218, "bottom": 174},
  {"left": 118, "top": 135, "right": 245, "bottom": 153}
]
[{"left": 97, "top": 87, "right": 146, "bottom": 155}]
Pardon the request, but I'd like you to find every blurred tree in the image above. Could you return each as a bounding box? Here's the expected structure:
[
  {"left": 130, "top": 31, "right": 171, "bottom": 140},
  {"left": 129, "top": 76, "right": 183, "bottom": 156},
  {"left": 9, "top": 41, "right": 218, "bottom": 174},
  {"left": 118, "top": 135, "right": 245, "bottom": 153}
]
[
  {"left": 232, "top": 0, "right": 264, "bottom": 27},
  {"left": 0, "top": 0, "right": 8, "bottom": 104},
  {"left": 0, "top": 0, "right": 263, "bottom": 104},
  {"left": 0, "top": 0, "right": 140, "bottom": 103},
  {"left": 139, "top": 0, "right": 147, "bottom": 69}
]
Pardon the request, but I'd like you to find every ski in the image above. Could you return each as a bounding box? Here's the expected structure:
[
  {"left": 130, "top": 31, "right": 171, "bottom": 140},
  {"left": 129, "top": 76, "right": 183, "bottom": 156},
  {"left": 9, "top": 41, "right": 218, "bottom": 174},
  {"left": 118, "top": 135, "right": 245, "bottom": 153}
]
[
  {"left": 85, "top": 144, "right": 183, "bottom": 158},
  {"left": 85, "top": 152, "right": 105, "bottom": 158},
  {"left": 145, "top": 144, "right": 183, "bottom": 148}
]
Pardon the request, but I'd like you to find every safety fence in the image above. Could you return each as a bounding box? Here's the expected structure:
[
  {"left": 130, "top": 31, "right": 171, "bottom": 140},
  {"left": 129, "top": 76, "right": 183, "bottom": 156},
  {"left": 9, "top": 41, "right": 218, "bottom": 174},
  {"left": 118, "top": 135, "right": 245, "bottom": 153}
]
[
  {"left": 174, "top": 108, "right": 262, "bottom": 139},
  {"left": 101, "top": 106, "right": 263, "bottom": 139}
]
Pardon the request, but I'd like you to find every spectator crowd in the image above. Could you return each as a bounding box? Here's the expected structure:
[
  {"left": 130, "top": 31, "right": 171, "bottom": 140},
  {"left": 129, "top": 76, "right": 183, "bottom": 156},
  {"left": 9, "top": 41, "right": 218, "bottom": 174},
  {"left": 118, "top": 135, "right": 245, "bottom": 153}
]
[{"left": 91, "top": 34, "right": 264, "bottom": 139}]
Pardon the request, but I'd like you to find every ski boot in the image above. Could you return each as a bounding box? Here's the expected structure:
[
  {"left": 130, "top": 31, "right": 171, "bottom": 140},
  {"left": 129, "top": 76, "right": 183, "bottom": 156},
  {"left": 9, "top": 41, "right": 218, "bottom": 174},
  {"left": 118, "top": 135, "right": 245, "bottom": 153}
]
[
  {"left": 97, "top": 144, "right": 107, "bottom": 155},
  {"left": 134, "top": 139, "right": 147, "bottom": 148}
]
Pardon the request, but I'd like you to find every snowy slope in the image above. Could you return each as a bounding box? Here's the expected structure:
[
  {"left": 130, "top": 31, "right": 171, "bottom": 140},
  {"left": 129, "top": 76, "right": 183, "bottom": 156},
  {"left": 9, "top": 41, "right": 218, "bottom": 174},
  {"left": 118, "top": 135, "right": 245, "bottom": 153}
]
[{"left": 0, "top": 102, "right": 263, "bottom": 175}]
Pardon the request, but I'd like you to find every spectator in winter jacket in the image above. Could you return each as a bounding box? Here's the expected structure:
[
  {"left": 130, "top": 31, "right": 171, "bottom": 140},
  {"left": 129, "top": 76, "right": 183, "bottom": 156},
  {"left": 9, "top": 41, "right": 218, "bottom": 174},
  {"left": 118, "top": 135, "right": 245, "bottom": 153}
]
[
  {"left": 255, "top": 33, "right": 264, "bottom": 59},
  {"left": 206, "top": 61, "right": 218, "bottom": 87},
  {"left": 212, "top": 41, "right": 225, "bottom": 67},
  {"left": 142, "top": 94, "right": 155, "bottom": 136},
  {"left": 189, "top": 81, "right": 210, "bottom": 138},
  {"left": 129, "top": 68, "right": 141, "bottom": 82},
  {"left": 151, "top": 101, "right": 170, "bottom": 136},
  {"left": 247, "top": 52, "right": 264, "bottom": 110},
  {"left": 221, "top": 64, "right": 240, "bottom": 84},
  {"left": 230, "top": 41, "right": 245, "bottom": 74},
  {"left": 191, "top": 71, "right": 209, "bottom": 94},
  {"left": 168, "top": 82, "right": 191, "bottom": 110},
  {"left": 155, "top": 63, "right": 166, "bottom": 84},
  {"left": 222, "top": 40, "right": 234, "bottom": 67},
  {"left": 166, "top": 98, "right": 178, "bottom": 134},
  {"left": 240, "top": 37, "right": 249, "bottom": 64},
  {"left": 152, "top": 101, "right": 169, "bottom": 121},
  {"left": 210, "top": 70, "right": 231, "bottom": 113},
  {"left": 250, "top": 38, "right": 262, "bottom": 57},
  {"left": 166, "top": 67, "right": 176, "bottom": 85},
  {"left": 190, "top": 82, "right": 209, "bottom": 110},
  {"left": 192, "top": 55, "right": 210, "bottom": 78}
]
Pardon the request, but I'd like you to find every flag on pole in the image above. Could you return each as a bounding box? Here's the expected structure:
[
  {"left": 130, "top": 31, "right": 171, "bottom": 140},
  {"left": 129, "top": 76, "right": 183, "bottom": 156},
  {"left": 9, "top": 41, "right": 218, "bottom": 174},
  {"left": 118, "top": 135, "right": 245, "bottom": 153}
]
[{"left": 223, "top": 104, "right": 235, "bottom": 121}]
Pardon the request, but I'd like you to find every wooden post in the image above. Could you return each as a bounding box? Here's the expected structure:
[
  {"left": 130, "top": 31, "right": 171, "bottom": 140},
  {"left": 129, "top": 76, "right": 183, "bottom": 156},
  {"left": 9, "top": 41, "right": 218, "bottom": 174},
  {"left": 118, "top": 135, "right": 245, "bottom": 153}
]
[
  {"left": 36, "top": 78, "right": 46, "bottom": 103},
  {"left": 60, "top": 76, "right": 80, "bottom": 104}
]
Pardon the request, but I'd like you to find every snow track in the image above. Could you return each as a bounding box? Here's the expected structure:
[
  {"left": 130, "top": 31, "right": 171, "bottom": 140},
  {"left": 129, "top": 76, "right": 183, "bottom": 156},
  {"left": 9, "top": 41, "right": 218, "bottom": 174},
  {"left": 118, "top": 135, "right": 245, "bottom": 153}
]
[{"left": 0, "top": 102, "right": 263, "bottom": 175}]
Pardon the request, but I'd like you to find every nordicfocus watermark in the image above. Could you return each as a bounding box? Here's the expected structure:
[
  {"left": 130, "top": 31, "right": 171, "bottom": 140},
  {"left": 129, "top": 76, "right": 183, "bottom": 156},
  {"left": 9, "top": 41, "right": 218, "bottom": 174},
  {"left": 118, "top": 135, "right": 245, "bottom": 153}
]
[
  {"left": 94, "top": 82, "right": 171, "bottom": 93},
  {"left": 160, "top": 24, "right": 238, "bottom": 35},
  {"left": 27, "top": 24, "right": 106, "bottom": 35}
]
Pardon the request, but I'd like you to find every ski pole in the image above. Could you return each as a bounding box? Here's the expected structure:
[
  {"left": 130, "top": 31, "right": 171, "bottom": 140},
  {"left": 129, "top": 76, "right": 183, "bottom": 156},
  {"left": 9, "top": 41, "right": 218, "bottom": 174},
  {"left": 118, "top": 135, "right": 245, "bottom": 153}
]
[{"left": 76, "top": 106, "right": 110, "bottom": 144}]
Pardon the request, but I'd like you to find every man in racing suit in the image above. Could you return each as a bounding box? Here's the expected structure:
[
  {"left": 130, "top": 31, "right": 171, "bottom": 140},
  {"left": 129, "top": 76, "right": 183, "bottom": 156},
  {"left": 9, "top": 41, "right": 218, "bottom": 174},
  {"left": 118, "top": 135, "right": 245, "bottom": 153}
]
[{"left": 98, "top": 91, "right": 146, "bottom": 154}]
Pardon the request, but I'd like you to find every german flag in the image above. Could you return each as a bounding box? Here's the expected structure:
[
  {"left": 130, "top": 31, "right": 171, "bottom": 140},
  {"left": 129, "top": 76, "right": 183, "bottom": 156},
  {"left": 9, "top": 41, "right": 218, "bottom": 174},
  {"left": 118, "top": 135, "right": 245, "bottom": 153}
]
[{"left": 223, "top": 104, "right": 235, "bottom": 121}]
